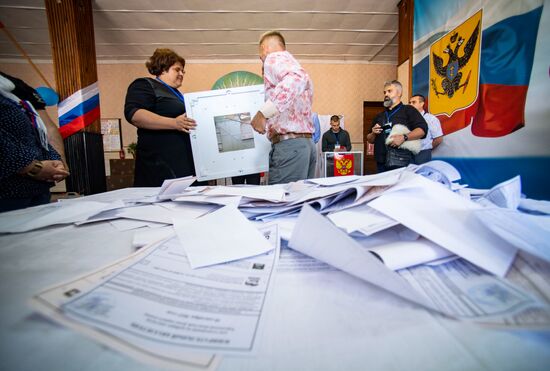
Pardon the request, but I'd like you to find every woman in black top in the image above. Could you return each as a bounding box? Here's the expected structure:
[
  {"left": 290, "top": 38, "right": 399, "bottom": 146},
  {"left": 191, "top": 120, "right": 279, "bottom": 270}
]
[{"left": 124, "top": 48, "right": 199, "bottom": 187}]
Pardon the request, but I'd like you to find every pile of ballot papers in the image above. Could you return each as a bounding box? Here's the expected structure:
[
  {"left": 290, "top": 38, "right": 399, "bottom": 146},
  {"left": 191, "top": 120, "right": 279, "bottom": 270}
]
[{"left": 2, "top": 160, "right": 549, "bottom": 370}]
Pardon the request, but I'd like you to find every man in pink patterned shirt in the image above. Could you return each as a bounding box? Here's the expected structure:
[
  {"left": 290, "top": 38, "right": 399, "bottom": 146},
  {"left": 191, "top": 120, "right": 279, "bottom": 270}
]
[{"left": 251, "top": 31, "right": 316, "bottom": 185}]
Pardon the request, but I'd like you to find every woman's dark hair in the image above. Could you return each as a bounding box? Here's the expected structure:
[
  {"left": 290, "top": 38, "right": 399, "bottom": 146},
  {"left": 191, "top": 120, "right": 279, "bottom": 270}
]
[{"left": 145, "top": 48, "right": 185, "bottom": 76}]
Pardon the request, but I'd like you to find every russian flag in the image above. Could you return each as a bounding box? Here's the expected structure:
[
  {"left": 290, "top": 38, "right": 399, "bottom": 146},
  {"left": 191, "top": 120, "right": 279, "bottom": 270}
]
[
  {"left": 412, "top": 0, "right": 549, "bottom": 199},
  {"left": 57, "top": 82, "right": 100, "bottom": 139},
  {"left": 413, "top": 1, "right": 542, "bottom": 138}
]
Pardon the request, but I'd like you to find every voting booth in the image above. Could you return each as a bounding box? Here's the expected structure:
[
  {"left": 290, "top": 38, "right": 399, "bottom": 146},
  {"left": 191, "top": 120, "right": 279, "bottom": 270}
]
[{"left": 323, "top": 151, "right": 363, "bottom": 177}]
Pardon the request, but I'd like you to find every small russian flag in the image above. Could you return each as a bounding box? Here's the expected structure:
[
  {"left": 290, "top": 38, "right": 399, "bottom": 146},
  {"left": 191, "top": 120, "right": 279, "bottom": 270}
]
[{"left": 58, "top": 82, "right": 100, "bottom": 138}]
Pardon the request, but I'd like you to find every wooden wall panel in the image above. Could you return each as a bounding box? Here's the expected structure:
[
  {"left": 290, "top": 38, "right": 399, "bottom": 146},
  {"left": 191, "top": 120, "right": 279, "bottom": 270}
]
[
  {"left": 397, "top": 0, "right": 413, "bottom": 66},
  {"left": 45, "top": 0, "right": 99, "bottom": 132}
]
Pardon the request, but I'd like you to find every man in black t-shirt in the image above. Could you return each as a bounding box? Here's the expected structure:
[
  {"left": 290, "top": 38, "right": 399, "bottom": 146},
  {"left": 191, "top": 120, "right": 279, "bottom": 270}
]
[{"left": 366, "top": 80, "right": 427, "bottom": 173}]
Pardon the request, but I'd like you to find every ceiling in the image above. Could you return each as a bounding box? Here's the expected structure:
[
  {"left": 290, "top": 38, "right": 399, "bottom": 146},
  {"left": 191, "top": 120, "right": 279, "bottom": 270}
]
[{"left": 0, "top": 0, "right": 400, "bottom": 63}]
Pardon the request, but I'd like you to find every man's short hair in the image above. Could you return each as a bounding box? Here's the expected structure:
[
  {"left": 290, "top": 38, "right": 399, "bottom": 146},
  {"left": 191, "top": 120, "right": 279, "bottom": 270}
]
[
  {"left": 259, "top": 31, "right": 286, "bottom": 47},
  {"left": 384, "top": 80, "right": 403, "bottom": 95},
  {"left": 411, "top": 94, "right": 425, "bottom": 103},
  {"left": 330, "top": 115, "right": 340, "bottom": 122}
]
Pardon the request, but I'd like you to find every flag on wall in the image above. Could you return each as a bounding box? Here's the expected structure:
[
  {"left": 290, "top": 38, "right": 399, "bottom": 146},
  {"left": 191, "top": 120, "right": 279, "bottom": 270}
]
[
  {"left": 57, "top": 82, "right": 100, "bottom": 138},
  {"left": 415, "top": 1, "right": 543, "bottom": 137},
  {"left": 412, "top": 0, "right": 549, "bottom": 199}
]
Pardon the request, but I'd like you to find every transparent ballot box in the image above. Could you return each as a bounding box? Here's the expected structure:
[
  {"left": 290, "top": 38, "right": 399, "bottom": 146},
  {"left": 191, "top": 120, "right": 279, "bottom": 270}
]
[{"left": 323, "top": 151, "right": 363, "bottom": 177}]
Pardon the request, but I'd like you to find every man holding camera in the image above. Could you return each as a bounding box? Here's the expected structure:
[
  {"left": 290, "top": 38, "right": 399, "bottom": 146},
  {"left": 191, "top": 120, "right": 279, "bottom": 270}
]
[{"left": 366, "top": 80, "right": 427, "bottom": 173}]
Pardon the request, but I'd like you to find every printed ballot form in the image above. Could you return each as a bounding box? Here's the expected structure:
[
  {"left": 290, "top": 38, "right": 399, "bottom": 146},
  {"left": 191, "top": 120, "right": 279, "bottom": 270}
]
[
  {"left": 32, "top": 224, "right": 280, "bottom": 368},
  {"left": 184, "top": 85, "right": 271, "bottom": 181}
]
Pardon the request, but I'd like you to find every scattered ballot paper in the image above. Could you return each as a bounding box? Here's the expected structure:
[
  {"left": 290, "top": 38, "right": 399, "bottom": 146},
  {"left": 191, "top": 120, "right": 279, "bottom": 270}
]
[
  {"left": 289, "top": 204, "right": 440, "bottom": 313},
  {"left": 0, "top": 200, "right": 125, "bottom": 233},
  {"left": 157, "top": 175, "right": 197, "bottom": 199},
  {"left": 174, "top": 205, "right": 275, "bottom": 268},
  {"left": 130, "top": 176, "right": 197, "bottom": 203},
  {"left": 368, "top": 172, "right": 518, "bottom": 277}
]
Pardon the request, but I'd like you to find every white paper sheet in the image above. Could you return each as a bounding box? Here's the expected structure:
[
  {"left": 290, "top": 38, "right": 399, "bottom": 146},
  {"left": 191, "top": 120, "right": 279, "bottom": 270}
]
[
  {"left": 58, "top": 233, "right": 278, "bottom": 354},
  {"left": 369, "top": 238, "right": 455, "bottom": 271},
  {"left": 0, "top": 200, "right": 125, "bottom": 233},
  {"left": 30, "top": 237, "right": 221, "bottom": 370},
  {"left": 156, "top": 201, "right": 218, "bottom": 218},
  {"left": 157, "top": 175, "right": 197, "bottom": 199},
  {"left": 289, "top": 204, "right": 440, "bottom": 313},
  {"left": 172, "top": 194, "right": 243, "bottom": 207},
  {"left": 478, "top": 175, "right": 522, "bottom": 209},
  {"left": 132, "top": 226, "right": 176, "bottom": 249},
  {"left": 518, "top": 198, "right": 550, "bottom": 215},
  {"left": 415, "top": 160, "right": 462, "bottom": 182},
  {"left": 474, "top": 207, "right": 550, "bottom": 263},
  {"left": 204, "top": 185, "right": 285, "bottom": 202},
  {"left": 398, "top": 258, "right": 550, "bottom": 328},
  {"left": 58, "top": 187, "right": 160, "bottom": 204},
  {"left": 173, "top": 206, "right": 274, "bottom": 268},
  {"left": 368, "top": 172, "right": 518, "bottom": 277},
  {"left": 305, "top": 175, "right": 361, "bottom": 186},
  {"left": 109, "top": 219, "right": 167, "bottom": 231},
  {"left": 327, "top": 203, "right": 399, "bottom": 234}
]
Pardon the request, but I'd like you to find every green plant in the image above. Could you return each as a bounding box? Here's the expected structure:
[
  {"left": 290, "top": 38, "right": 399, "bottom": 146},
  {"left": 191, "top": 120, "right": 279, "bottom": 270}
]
[{"left": 127, "top": 142, "right": 137, "bottom": 159}]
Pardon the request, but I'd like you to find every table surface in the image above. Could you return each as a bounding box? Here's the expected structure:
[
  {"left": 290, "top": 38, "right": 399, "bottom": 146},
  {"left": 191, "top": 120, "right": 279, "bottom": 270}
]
[{"left": 1, "top": 190, "right": 549, "bottom": 371}]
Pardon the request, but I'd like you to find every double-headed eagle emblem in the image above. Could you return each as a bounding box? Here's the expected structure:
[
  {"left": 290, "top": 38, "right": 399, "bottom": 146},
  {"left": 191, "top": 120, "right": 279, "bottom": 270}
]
[
  {"left": 431, "top": 21, "right": 480, "bottom": 99},
  {"left": 335, "top": 157, "right": 353, "bottom": 176}
]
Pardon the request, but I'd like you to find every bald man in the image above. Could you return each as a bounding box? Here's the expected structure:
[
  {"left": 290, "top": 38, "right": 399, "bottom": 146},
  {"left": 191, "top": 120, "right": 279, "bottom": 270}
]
[{"left": 251, "top": 31, "right": 316, "bottom": 185}]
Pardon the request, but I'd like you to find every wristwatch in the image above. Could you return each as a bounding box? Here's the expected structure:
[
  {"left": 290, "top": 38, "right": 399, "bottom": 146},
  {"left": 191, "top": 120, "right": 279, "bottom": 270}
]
[
  {"left": 403, "top": 134, "right": 409, "bottom": 141},
  {"left": 26, "top": 160, "right": 44, "bottom": 178}
]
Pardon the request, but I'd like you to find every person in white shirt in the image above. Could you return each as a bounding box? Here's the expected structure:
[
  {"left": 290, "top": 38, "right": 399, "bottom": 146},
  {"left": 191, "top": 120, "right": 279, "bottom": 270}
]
[{"left": 409, "top": 94, "right": 444, "bottom": 164}]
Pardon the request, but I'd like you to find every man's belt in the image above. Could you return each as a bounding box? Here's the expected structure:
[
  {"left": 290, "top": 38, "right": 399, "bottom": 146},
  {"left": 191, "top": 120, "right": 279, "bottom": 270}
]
[{"left": 271, "top": 132, "right": 312, "bottom": 144}]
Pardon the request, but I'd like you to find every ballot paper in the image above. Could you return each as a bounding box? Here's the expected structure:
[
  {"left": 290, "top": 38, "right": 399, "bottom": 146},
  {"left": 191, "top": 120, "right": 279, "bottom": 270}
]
[
  {"left": 369, "top": 172, "right": 518, "bottom": 277},
  {"left": 173, "top": 206, "right": 275, "bottom": 269},
  {"left": 132, "top": 225, "right": 175, "bottom": 249},
  {"left": 129, "top": 176, "right": 198, "bottom": 203},
  {"left": 327, "top": 203, "right": 399, "bottom": 234},
  {"left": 477, "top": 175, "right": 522, "bottom": 209},
  {"left": 204, "top": 185, "right": 286, "bottom": 202},
  {"left": 0, "top": 200, "right": 125, "bottom": 233},
  {"left": 289, "top": 204, "right": 550, "bottom": 327},
  {"left": 289, "top": 204, "right": 440, "bottom": 313},
  {"left": 398, "top": 257, "right": 550, "bottom": 328},
  {"left": 158, "top": 176, "right": 197, "bottom": 199},
  {"left": 78, "top": 204, "right": 176, "bottom": 225},
  {"left": 305, "top": 175, "right": 361, "bottom": 186},
  {"left": 109, "top": 219, "right": 167, "bottom": 231},
  {"left": 518, "top": 197, "right": 550, "bottom": 215},
  {"left": 172, "top": 194, "right": 243, "bottom": 207},
  {"left": 369, "top": 238, "right": 455, "bottom": 271},
  {"left": 415, "top": 160, "right": 462, "bottom": 182},
  {"left": 57, "top": 187, "right": 160, "bottom": 204},
  {"left": 31, "top": 224, "right": 280, "bottom": 369},
  {"left": 473, "top": 207, "right": 550, "bottom": 263}
]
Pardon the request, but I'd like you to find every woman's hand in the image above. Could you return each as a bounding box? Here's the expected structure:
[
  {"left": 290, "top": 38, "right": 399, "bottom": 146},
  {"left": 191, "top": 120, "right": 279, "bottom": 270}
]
[
  {"left": 174, "top": 113, "right": 197, "bottom": 133},
  {"left": 20, "top": 160, "right": 70, "bottom": 182}
]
